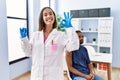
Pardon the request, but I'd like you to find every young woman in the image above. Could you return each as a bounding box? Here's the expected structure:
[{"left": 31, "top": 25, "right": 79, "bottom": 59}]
[{"left": 20, "top": 7, "right": 79, "bottom": 80}]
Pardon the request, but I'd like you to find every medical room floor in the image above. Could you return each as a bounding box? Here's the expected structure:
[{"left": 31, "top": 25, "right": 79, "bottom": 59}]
[{"left": 13, "top": 67, "right": 120, "bottom": 80}]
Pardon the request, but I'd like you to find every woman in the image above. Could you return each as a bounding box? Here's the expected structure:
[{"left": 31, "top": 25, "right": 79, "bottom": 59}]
[{"left": 20, "top": 7, "right": 79, "bottom": 80}]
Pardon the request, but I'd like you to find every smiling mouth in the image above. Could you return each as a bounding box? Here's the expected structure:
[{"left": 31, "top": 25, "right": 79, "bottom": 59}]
[{"left": 47, "top": 18, "right": 53, "bottom": 22}]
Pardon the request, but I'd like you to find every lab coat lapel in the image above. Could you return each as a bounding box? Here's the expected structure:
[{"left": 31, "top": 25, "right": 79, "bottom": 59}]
[
  {"left": 45, "top": 29, "right": 57, "bottom": 46},
  {"left": 39, "top": 30, "right": 44, "bottom": 44}
]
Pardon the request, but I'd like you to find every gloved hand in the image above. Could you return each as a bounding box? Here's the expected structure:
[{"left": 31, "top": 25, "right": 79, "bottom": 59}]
[
  {"left": 19, "top": 27, "right": 27, "bottom": 38},
  {"left": 60, "top": 12, "right": 73, "bottom": 28}
]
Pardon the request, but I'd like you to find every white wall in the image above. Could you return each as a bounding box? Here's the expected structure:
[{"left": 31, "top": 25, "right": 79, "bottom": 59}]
[
  {"left": 0, "top": 0, "right": 50, "bottom": 79},
  {"left": 29, "top": 0, "right": 40, "bottom": 33},
  {"left": 9, "top": 0, "right": 41, "bottom": 79},
  {"left": 0, "top": 0, "right": 10, "bottom": 80},
  {"left": 57, "top": 0, "right": 113, "bottom": 15},
  {"left": 57, "top": 0, "right": 120, "bottom": 68},
  {"left": 10, "top": 58, "right": 31, "bottom": 79}
]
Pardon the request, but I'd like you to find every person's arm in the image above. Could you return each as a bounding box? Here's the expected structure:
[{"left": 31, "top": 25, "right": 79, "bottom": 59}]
[
  {"left": 87, "top": 63, "right": 95, "bottom": 80},
  {"left": 19, "top": 27, "right": 32, "bottom": 57},
  {"left": 87, "top": 63, "right": 95, "bottom": 74},
  {"left": 66, "top": 51, "right": 92, "bottom": 79},
  {"left": 20, "top": 28, "right": 37, "bottom": 57},
  {"left": 60, "top": 12, "right": 79, "bottom": 52},
  {"left": 21, "top": 37, "right": 32, "bottom": 57},
  {"left": 65, "top": 28, "right": 79, "bottom": 52},
  {"left": 85, "top": 48, "right": 95, "bottom": 80}
]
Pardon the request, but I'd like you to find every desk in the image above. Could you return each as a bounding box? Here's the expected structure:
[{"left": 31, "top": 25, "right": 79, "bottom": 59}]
[{"left": 89, "top": 53, "right": 112, "bottom": 80}]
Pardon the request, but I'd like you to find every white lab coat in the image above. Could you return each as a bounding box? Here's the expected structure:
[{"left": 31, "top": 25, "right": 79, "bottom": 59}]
[{"left": 21, "top": 28, "right": 79, "bottom": 80}]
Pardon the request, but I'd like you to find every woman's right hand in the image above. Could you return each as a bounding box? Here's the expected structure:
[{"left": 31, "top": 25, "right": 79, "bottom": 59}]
[{"left": 19, "top": 27, "right": 27, "bottom": 38}]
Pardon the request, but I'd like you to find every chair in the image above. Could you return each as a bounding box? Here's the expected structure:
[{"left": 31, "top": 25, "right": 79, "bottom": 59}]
[{"left": 84, "top": 45, "right": 96, "bottom": 59}]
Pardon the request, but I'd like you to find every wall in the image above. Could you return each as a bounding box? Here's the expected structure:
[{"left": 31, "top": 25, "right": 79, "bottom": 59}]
[
  {"left": 0, "top": 0, "right": 45, "bottom": 79},
  {"left": 0, "top": 0, "right": 10, "bottom": 80},
  {"left": 57, "top": 0, "right": 120, "bottom": 68},
  {"left": 29, "top": 0, "right": 40, "bottom": 35},
  {"left": 10, "top": 58, "right": 31, "bottom": 79},
  {"left": 9, "top": 0, "right": 40, "bottom": 79}
]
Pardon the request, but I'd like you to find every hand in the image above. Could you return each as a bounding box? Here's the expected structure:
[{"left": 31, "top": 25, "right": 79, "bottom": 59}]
[
  {"left": 90, "top": 73, "right": 94, "bottom": 80},
  {"left": 60, "top": 12, "right": 73, "bottom": 28},
  {"left": 86, "top": 73, "right": 94, "bottom": 80},
  {"left": 85, "top": 74, "right": 93, "bottom": 80},
  {"left": 19, "top": 27, "right": 27, "bottom": 38}
]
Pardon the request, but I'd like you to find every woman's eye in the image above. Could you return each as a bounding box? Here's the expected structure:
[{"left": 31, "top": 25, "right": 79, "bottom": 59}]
[
  {"left": 44, "top": 14, "right": 47, "bottom": 16},
  {"left": 43, "top": 13, "right": 47, "bottom": 16},
  {"left": 49, "top": 12, "right": 53, "bottom": 15}
]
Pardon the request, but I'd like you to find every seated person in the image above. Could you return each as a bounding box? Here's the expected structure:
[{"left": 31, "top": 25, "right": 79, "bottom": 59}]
[{"left": 66, "top": 30, "right": 104, "bottom": 80}]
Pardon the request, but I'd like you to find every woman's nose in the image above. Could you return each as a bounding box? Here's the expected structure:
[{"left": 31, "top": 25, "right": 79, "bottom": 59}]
[{"left": 47, "top": 14, "right": 51, "bottom": 17}]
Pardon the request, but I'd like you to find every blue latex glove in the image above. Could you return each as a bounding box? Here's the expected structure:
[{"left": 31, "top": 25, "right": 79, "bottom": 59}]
[
  {"left": 19, "top": 27, "right": 27, "bottom": 38},
  {"left": 60, "top": 12, "right": 73, "bottom": 28}
]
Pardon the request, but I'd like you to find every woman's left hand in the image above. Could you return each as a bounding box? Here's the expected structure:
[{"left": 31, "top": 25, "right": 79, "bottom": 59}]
[{"left": 60, "top": 12, "right": 73, "bottom": 28}]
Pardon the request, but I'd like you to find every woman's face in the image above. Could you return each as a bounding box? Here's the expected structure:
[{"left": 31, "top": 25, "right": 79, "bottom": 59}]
[{"left": 43, "top": 8, "right": 55, "bottom": 26}]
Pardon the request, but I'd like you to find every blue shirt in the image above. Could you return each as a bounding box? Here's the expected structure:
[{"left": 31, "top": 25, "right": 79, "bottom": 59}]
[{"left": 70, "top": 45, "right": 91, "bottom": 79}]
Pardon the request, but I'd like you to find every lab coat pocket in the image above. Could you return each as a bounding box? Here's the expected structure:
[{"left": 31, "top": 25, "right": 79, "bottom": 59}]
[{"left": 51, "top": 43, "right": 58, "bottom": 52}]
